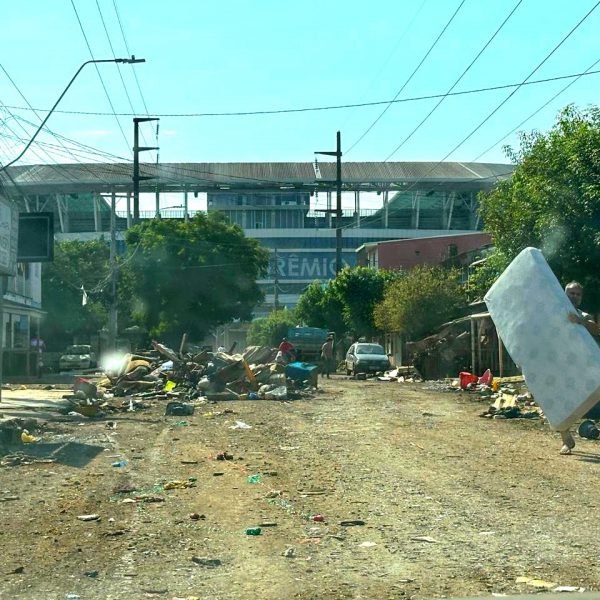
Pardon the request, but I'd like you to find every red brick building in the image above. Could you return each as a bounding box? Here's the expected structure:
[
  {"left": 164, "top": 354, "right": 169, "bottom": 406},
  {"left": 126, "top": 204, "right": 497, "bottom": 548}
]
[{"left": 356, "top": 232, "right": 492, "bottom": 271}]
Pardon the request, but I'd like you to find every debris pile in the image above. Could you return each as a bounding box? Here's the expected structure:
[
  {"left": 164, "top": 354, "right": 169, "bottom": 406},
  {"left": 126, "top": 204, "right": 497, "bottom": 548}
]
[{"left": 94, "top": 342, "right": 319, "bottom": 405}]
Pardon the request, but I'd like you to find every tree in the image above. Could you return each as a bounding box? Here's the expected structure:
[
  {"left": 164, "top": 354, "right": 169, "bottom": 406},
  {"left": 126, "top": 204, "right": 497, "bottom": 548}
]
[
  {"left": 41, "top": 240, "right": 111, "bottom": 349},
  {"left": 374, "top": 266, "right": 466, "bottom": 340},
  {"left": 295, "top": 281, "right": 345, "bottom": 335},
  {"left": 330, "top": 266, "right": 398, "bottom": 338},
  {"left": 247, "top": 309, "right": 298, "bottom": 347},
  {"left": 476, "top": 105, "right": 600, "bottom": 308},
  {"left": 123, "top": 212, "right": 269, "bottom": 344}
]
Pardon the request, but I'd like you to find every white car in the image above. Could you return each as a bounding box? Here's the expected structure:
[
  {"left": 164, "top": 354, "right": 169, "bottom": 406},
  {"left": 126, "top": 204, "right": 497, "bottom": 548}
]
[
  {"left": 345, "top": 343, "right": 390, "bottom": 375},
  {"left": 59, "top": 345, "right": 97, "bottom": 371}
]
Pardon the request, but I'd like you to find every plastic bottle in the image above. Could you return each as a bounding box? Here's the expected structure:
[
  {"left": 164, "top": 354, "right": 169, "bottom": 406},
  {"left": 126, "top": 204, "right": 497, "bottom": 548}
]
[{"left": 245, "top": 527, "right": 262, "bottom": 535}]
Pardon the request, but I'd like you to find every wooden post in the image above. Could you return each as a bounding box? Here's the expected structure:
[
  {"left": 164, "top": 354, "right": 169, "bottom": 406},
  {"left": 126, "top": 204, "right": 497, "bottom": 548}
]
[
  {"left": 470, "top": 318, "right": 476, "bottom": 374},
  {"left": 498, "top": 334, "right": 505, "bottom": 378}
]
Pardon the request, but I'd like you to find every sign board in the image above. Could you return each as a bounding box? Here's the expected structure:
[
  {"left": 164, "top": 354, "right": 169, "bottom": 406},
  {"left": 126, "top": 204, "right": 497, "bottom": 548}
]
[
  {"left": 0, "top": 197, "right": 18, "bottom": 276},
  {"left": 17, "top": 212, "right": 54, "bottom": 262},
  {"left": 274, "top": 251, "right": 356, "bottom": 280}
]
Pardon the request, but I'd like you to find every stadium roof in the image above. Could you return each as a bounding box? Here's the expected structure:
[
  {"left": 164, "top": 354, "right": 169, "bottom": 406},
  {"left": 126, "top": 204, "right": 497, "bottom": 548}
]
[{"left": 1, "top": 161, "right": 513, "bottom": 195}]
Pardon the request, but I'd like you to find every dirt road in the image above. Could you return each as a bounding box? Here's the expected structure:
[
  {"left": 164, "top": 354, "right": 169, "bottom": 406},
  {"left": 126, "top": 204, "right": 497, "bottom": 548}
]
[{"left": 1, "top": 378, "right": 599, "bottom": 599}]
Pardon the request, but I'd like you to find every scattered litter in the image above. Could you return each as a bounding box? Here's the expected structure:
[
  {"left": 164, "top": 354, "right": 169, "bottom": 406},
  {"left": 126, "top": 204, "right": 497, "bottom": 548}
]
[
  {"left": 311, "top": 514, "right": 325, "bottom": 522},
  {"left": 111, "top": 460, "right": 128, "bottom": 468},
  {"left": 0, "top": 453, "right": 55, "bottom": 467},
  {"left": 230, "top": 420, "right": 252, "bottom": 430},
  {"left": 265, "top": 490, "right": 282, "bottom": 498},
  {"left": 283, "top": 547, "right": 296, "bottom": 558},
  {"left": 358, "top": 541, "right": 377, "bottom": 548},
  {"left": 20, "top": 431, "right": 38, "bottom": 443},
  {"left": 215, "top": 451, "right": 233, "bottom": 461},
  {"left": 553, "top": 586, "right": 586, "bottom": 593},
  {"left": 515, "top": 577, "right": 557, "bottom": 589},
  {"left": 339, "top": 520, "right": 365, "bottom": 526},
  {"left": 245, "top": 527, "right": 262, "bottom": 535},
  {"left": 247, "top": 474, "right": 262, "bottom": 484},
  {"left": 65, "top": 594, "right": 81, "bottom": 600},
  {"left": 77, "top": 514, "right": 100, "bottom": 521},
  {"left": 259, "top": 521, "right": 278, "bottom": 528},
  {"left": 164, "top": 479, "right": 196, "bottom": 490},
  {"left": 84, "top": 570, "right": 99, "bottom": 578},
  {"left": 189, "top": 512, "right": 205, "bottom": 520},
  {"left": 191, "top": 557, "right": 222, "bottom": 567},
  {"left": 410, "top": 536, "right": 438, "bottom": 543},
  {"left": 165, "top": 401, "right": 195, "bottom": 416}
]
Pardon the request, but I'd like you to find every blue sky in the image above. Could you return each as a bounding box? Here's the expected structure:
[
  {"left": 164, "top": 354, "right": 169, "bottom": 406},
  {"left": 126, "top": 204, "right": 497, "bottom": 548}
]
[{"left": 0, "top": 0, "right": 598, "bottom": 201}]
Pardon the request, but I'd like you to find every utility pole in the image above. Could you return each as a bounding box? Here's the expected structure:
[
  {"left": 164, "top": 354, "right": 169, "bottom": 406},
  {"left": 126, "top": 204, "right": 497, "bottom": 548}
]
[
  {"left": 108, "top": 191, "right": 118, "bottom": 351},
  {"left": 0, "top": 276, "right": 6, "bottom": 405},
  {"left": 273, "top": 248, "right": 280, "bottom": 311},
  {"left": 133, "top": 117, "right": 159, "bottom": 224},
  {"left": 315, "top": 131, "right": 343, "bottom": 274}
]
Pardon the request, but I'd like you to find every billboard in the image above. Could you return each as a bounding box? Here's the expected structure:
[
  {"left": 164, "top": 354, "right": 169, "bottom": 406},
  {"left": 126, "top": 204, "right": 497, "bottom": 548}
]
[
  {"left": 0, "top": 197, "right": 18, "bottom": 276},
  {"left": 17, "top": 212, "right": 54, "bottom": 262}
]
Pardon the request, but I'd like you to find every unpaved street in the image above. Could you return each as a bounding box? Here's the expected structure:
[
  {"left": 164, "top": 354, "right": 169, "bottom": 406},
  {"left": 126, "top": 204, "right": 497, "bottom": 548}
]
[{"left": 1, "top": 378, "right": 599, "bottom": 600}]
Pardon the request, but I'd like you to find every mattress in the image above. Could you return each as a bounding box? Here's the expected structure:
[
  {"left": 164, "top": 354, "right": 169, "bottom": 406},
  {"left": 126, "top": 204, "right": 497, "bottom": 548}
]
[{"left": 484, "top": 247, "right": 600, "bottom": 431}]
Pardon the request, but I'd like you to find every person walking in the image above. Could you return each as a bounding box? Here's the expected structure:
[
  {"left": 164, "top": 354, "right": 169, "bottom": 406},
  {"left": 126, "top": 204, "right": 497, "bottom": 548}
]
[{"left": 320, "top": 335, "right": 335, "bottom": 379}]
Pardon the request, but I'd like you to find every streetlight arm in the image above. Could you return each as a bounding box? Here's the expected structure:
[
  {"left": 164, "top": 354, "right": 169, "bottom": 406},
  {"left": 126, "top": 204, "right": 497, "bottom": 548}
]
[{"left": 1, "top": 57, "right": 144, "bottom": 173}]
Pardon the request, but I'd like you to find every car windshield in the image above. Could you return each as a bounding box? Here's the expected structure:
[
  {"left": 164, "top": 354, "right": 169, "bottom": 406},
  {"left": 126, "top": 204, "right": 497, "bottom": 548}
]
[
  {"left": 356, "top": 344, "right": 385, "bottom": 355},
  {"left": 66, "top": 345, "right": 90, "bottom": 354}
]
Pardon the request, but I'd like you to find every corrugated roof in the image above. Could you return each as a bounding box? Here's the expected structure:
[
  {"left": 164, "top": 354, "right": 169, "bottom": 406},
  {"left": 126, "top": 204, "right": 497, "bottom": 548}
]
[{"left": 0, "top": 161, "right": 513, "bottom": 194}]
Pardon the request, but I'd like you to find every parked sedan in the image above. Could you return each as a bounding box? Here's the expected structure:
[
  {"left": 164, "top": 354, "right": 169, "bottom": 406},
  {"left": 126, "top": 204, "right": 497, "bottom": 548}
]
[
  {"left": 345, "top": 343, "right": 390, "bottom": 375},
  {"left": 59, "top": 345, "right": 96, "bottom": 371}
]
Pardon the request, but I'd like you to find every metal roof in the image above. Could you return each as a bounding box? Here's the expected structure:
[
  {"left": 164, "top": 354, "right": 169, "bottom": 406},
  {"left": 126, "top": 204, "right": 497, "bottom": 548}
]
[{"left": 1, "top": 161, "right": 513, "bottom": 195}]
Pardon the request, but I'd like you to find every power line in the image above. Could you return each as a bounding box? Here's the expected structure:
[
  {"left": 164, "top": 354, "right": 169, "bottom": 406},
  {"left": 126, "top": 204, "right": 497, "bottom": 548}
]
[
  {"left": 345, "top": 0, "right": 467, "bottom": 155},
  {"left": 3, "top": 68, "right": 599, "bottom": 119},
  {"left": 96, "top": 0, "right": 156, "bottom": 162},
  {"left": 384, "top": 0, "right": 523, "bottom": 162},
  {"left": 473, "top": 56, "right": 600, "bottom": 161},
  {"left": 341, "top": 0, "right": 429, "bottom": 130},
  {"left": 0, "top": 62, "right": 118, "bottom": 184},
  {"left": 438, "top": 0, "right": 600, "bottom": 163},
  {"left": 70, "top": 0, "right": 132, "bottom": 155},
  {"left": 112, "top": 0, "right": 151, "bottom": 116}
]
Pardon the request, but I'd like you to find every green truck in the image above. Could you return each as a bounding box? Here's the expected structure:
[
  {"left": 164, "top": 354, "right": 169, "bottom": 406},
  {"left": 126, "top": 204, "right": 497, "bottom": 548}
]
[{"left": 287, "top": 327, "right": 330, "bottom": 362}]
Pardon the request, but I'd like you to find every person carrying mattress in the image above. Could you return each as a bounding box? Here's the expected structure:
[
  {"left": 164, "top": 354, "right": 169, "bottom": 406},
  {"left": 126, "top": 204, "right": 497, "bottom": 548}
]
[{"left": 560, "top": 281, "right": 600, "bottom": 454}]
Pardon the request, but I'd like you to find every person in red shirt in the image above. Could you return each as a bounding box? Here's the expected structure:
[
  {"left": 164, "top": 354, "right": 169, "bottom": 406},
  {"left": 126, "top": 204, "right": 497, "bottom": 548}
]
[{"left": 278, "top": 338, "right": 295, "bottom": 363}]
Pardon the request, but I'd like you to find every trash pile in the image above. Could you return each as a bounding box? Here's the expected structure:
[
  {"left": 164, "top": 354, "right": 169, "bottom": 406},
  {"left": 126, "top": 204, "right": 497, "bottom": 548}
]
[
  {"left": 85, "top": 342, "right": 320, "bottom": 409},
  {"left": 451, "top": 370, "right": 542, "bottom": 420},
  {"left": 377, "top": 366, "right": 421, "bottom": 383}
]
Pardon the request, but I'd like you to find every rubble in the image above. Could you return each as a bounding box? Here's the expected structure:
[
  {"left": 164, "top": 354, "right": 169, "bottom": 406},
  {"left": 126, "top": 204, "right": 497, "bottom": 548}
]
[{"left": 94, "top": 342, "right": 317, "bottom": 406}]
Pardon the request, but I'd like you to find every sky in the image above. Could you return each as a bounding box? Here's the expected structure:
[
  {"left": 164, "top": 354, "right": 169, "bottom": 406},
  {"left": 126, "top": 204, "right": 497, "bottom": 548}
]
[{"left": 0, "top": 0, "right": 599, "bottom": 211}]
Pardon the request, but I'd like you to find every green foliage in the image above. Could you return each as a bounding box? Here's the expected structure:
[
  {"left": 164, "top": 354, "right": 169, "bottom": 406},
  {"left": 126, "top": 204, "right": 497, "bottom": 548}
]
[
  {"left": 466, "top": 250, "right": 511, "bottom": 301},
  {"left": 41, "top": 240, "right": 111, "bottom": 349},
  {"left": 374, "top": 266, "right": 466, "bottom": 340},
  {"left": 295, "top": 281, "right": 345, "bottom": 335},
  {"left": 478, "top": 105, "right": 600, "bottom": 309},
  {"left": 246, "top": 309, "right": 298, "bottom": 347},
  {"left": 123, "top": 212, "right": 268, "bottom": 344},
  {"left": 330, "top": 266, "right": 398, "bottom": 337}
]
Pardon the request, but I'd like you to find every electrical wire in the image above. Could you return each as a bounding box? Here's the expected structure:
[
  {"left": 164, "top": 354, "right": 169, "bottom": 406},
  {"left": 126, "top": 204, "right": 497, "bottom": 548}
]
[
  {"left": 341, "top": 0, "right": 429, "bottom": 129},
  {"left": 472, "top": 55, "right": 600, "bottom": 161},
  {"left": 95, "top": 0, "right": 156, "bottom": 163},
  {"left": 384, "top": 0, "right": 523, "bottom": 161},
  {"left": 439, "top": 0, "right": 600, "bottom": 163},
  {"left": 112, "top": 0, "right": 151, "bottom": 116},
  {"left": 0, "top": 62, "right": 118, "bottom": 184},
  {"left": 345, "top": 0, "right": 467, "bottom": 155},
  {"left": 70, "top": 0, "right": 132, "bottom": 155},
  {"left": 3, "top": 68, "right": 599, "bottom": 119}
]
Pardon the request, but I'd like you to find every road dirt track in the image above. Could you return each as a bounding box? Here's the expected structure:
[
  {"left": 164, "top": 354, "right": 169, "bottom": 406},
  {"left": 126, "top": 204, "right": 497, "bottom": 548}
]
[{"left": 1, "top": 378, "right": 599, "bottom": 599}]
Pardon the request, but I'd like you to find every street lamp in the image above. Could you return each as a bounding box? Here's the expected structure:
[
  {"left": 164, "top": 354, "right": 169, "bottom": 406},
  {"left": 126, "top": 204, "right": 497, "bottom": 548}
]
[{"left": 0, "top": 56, "right": 145, "bottom": 172}]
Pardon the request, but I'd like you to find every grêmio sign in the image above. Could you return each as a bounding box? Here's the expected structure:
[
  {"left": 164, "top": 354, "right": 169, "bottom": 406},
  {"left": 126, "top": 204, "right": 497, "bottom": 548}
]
[{"left": 275, "top": 251, "right": 356, "bottom": 280}]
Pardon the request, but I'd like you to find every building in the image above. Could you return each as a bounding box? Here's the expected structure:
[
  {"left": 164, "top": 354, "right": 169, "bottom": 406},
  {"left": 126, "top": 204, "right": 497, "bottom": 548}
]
[
  {"left": 1, "top": 160, "right": 513, "bottom": 330},
  {"left": 356, "top": 232, "right": 492, "bottom": 271}
]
